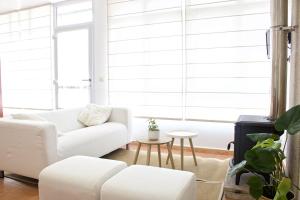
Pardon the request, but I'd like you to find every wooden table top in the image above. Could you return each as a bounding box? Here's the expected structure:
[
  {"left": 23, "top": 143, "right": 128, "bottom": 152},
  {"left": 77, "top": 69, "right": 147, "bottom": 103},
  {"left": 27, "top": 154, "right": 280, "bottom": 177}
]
[{"left": 137, "top": 137, "right": 172, "bottom": 144}]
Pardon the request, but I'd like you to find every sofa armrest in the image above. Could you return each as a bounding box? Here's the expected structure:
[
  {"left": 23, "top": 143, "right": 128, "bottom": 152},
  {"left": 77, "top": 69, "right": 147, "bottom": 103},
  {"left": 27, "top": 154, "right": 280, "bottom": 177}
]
[
  {"left": 108, "top": 107, "right": 132, "bottom": 142},
  {"left": 0, "top": 119, "right": 58, "bottom": 178}
]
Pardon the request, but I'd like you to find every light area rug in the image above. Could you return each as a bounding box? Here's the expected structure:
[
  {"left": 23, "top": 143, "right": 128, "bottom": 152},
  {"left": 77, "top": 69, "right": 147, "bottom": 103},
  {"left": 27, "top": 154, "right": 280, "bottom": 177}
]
[{"left": 103, "top": 149, "right": 230, "bottom": 200}]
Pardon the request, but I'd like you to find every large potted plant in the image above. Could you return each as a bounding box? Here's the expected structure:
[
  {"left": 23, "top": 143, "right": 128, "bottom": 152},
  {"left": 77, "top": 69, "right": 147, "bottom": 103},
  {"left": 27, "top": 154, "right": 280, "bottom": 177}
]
[{"left": 230, "top": 105, "right": 300, "bottom": 200}]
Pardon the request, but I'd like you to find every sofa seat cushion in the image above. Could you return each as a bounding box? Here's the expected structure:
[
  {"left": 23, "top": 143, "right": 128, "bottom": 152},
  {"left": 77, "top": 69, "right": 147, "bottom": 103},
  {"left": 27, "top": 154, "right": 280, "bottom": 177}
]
[
  {"left": 57, "top": 122, "right": 127, "bottom": 159},
  {"left": 39, "top": 156, "right": 127, "bottom": 200},
  {"left": 101, "top": 165, "right": 197, "bottom": 200}
]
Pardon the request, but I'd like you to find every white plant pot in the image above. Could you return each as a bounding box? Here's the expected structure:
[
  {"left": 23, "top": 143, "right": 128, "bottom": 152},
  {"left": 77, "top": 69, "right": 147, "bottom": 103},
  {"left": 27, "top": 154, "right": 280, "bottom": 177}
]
[{"left": 148, "top": 130, "right": 160, "bottom": 140}]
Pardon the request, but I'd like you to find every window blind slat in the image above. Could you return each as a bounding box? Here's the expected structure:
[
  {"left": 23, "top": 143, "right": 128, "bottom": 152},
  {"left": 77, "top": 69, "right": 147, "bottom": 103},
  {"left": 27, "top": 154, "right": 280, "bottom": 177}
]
[
  {"left": 109, "top": 36, "right": 181, "bottom": 54},
  {"left": 109, "top": 21, "right": 182, "bottom": 41},
  {"left": 186, "top": 107, "right": 267, "bottom": 121},
  {"left": 108, "top": 0, "right": 181, "bottom": 17},
  {"left": 187, "top": 0, "right": 269, "bottom": 19},
  {"left": 187, "top": 62, "right": 271, "bottom": 78},
  {"left": 186, "top": 30, "right": 267, "bottom": 49},
  {"left": 186, "top": 78, "right": 270, "bottom": 93},
  {"left": 134, "top": 106, "right": 183, "bottom": 119},
  {"left": 186, "top": 13, "right": 270, "bottom": 34},
  {"left": 187, "top": 46, "right": 268, "bottom": 63},
  {"left": 109, "top": 79, "right": 182, "bottom": 93},
  {"left": 108, "top": 8, "right": 181, "bottom": 29},
  {"left": 109, "top": 50, "right": 182, "bottom": 66},
  {"left": 186, "top": 93, "right": 270, "bottom": 109},
  {"left": 186, "top": 0, "right": 266, "bottom": 6},
  {"left": 109, "top": 65, "right": 182, "bottom": 79},
  {"left": 109, "top": 92, "right": 182, "bottom": 106}
]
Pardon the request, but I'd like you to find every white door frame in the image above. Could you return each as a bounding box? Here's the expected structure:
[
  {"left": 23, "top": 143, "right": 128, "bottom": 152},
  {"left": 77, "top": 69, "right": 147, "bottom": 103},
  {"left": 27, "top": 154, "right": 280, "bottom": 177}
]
[{"left": 52, "top": 1, "right": 94, "bottom": 109}]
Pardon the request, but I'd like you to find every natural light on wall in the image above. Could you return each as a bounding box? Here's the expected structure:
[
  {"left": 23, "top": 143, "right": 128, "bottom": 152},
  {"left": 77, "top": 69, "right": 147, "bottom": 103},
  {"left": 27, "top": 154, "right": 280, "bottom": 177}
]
[
  {"left": 107, "top": 0, "right": 271, "bottom": 122},
  {"left": 0, "top": 5, "right": 53, "bottom": 111}
]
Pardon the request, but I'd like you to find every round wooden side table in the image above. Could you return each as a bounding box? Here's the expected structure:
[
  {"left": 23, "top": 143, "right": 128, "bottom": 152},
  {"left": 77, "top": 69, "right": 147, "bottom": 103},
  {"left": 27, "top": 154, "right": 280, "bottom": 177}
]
[
  {"left": 133, "top": 137, "right": 175, "bottom": 169},
  {"left": 166, "top": 131, "right": 198, "bottom": 170}
]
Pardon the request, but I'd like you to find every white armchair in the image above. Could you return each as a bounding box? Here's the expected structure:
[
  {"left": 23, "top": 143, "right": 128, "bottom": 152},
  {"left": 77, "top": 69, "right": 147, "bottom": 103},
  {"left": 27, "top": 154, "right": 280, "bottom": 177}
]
[{"left": 0, "top": 107, "right": 131, "bottom": 179}]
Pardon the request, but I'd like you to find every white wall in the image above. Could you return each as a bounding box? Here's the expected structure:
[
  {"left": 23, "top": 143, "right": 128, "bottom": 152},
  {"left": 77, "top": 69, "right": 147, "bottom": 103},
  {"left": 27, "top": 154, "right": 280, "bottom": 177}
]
[
  {"left": 93, "top": 0, "right": 108, "bottom": 105},
  {"left": 132, "top": 118, "right": 234, "bottom": 149}
]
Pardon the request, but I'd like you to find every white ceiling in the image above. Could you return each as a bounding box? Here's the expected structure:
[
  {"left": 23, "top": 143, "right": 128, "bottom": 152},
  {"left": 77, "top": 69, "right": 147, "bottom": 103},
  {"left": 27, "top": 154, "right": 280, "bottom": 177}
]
[{"left": 0, "top": 0, "right": 59, "bottom": 14}]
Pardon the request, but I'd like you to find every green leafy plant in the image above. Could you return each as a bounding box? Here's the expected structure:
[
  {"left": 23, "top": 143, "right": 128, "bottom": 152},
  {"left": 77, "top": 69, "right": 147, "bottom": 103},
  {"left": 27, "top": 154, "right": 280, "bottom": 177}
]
[
  {"left": 230, "top": 105, "right": 300, "bottom": 200},
  {"left": 148, "top": 118, "right": 159, "bottom": 131}
]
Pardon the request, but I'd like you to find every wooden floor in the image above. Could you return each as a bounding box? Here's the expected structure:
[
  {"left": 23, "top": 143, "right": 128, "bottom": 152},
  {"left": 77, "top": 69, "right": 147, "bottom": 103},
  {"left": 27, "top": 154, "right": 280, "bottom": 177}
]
[{"left": 0, "top": 144, "right": 232, "bottom": 200}]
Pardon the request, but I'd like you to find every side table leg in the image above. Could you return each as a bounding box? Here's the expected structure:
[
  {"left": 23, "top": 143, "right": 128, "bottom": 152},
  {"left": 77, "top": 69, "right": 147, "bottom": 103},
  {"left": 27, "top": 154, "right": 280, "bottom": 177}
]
[
  {"left": 166, "top": 138, "right": 174, "bottom": 164},
  {"left": 157, "top": 144, "right": 162, "bottom": 167},
  {"left": 189, "top": 138, "right": 198, "bottom": 166},
  {"left": 133, "top": 143, "right": 141, "bottom": 164},
  {"left": 146, "top": 144, "right": 152, "bottom": 165},
  {"left": 180, "top": 138, "right": 184, "bottom": 170},
  {"left": 167, "top": 143, "right": 175, "bottom": 169},
  {"left": 0, "top": 170, "right": 4, "bottom": 178}
]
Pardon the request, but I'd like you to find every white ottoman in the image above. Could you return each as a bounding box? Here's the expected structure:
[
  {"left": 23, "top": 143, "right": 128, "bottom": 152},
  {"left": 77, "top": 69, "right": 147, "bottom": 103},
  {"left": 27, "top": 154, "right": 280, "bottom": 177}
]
[
  {"left": 39, "top": 156, "right": 127, "bottom": 200},
  {"left": 101, "top": 165, "right": 197, "bottom": 200}
]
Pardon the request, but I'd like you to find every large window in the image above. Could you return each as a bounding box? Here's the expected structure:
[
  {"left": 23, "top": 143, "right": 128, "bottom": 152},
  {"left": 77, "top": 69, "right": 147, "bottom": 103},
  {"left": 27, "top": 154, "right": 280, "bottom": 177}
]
[
  {"left": 53, "top": 0, "right": 93, "bottom": 109},
  {"left": 0, "top": 5, "right": 53, "bottom": 111},
  {"left": 107, "top": 0, "right": 271, "bottom": 122},
  {"left": 0, "top": 0, "right": 93, "bottom": 113}
]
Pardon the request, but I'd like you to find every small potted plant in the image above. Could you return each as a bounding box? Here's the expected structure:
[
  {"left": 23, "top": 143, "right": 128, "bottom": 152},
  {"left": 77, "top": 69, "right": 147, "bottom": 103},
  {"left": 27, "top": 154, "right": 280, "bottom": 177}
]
[
  {"left": 230, "top": 105, "right": 300, "bottom": 200},
  {"left": 148, "top": 118, "right": 159, "bottom": 140}
]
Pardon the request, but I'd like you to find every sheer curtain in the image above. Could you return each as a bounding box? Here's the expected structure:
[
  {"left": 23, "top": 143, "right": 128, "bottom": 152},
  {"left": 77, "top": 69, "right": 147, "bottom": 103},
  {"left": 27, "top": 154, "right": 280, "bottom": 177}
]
[{"left": 108, "top": 0, "right": 271, "bottom": 122}]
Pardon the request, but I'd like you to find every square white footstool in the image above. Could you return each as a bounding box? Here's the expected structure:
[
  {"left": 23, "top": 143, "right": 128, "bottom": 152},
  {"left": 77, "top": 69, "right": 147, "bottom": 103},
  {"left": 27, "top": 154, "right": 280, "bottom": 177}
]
[
  {"left": 39, "top": 156, "right": 127, "bottom": 200},
  {"left": 101, "top": 165, "right": 197, "bottom": 200}
]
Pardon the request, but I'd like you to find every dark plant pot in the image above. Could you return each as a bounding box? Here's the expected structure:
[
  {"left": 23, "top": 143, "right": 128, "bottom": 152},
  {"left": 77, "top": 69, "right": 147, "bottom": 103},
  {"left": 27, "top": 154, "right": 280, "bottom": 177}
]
[{"left": 260, "top": 186, "right": 295, "bottom": 200}]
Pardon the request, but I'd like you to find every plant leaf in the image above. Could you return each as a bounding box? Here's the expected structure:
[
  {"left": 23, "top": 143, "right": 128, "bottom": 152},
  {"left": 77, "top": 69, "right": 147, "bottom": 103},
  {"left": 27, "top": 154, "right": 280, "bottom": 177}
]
[
  {"left": 247, "top": 133, "right": 280, "bottom": 142},
  {"left": 275, "top": 105, "right": 300, "bottom": 135},
  {"left": 245, "top": 148, "right": 276, "bottom": 173},
  {"left": 229, "top": 160, "right": 247, "bottom": 176},
  {"left": 247, "top": 176, "right": 264, "bottom": 199},
  {"left": 274, "top": 177, "right": 292, "bottom": 200},
  {"left": 252, "top": 139, "right": 281, "bottom": 152}
]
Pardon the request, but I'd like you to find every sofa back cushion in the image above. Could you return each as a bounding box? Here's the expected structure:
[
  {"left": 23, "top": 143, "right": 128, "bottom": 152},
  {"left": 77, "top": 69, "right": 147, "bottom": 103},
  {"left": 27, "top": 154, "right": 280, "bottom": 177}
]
[
  {"left": 11, "top": 113, "right": 47, "bottom": 121},
  {"left": 39, "top": 108, "right": 85, "bottom": 132}
]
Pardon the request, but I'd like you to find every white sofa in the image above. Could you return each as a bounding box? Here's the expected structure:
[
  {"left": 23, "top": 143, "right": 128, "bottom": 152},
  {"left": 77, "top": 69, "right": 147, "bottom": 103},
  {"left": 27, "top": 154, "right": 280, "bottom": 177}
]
[{"left": 0, "top": 107, "right": 131, "bottom": 179}]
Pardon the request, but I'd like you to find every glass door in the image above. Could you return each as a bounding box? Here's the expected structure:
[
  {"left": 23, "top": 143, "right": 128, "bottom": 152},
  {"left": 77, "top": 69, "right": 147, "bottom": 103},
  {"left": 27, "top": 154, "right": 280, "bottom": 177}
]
[{"left": 55, "top": 28, "right": 92, "bottom": 109}]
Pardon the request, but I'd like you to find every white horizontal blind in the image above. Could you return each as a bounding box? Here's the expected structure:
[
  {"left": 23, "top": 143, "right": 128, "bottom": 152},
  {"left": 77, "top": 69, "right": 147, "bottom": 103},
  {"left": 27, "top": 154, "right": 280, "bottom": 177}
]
[
  {"left": 108, "top": 0, "right": 184, "bottom": 119},
  {"left": 0, "top": 5, "right": 53, "bottom": 110},
  {"left": 185, "top": 0, "right": 271, "bottom": 121},
  {"left": 107, "top": 0, "right": 271, "bottom": 121}
]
